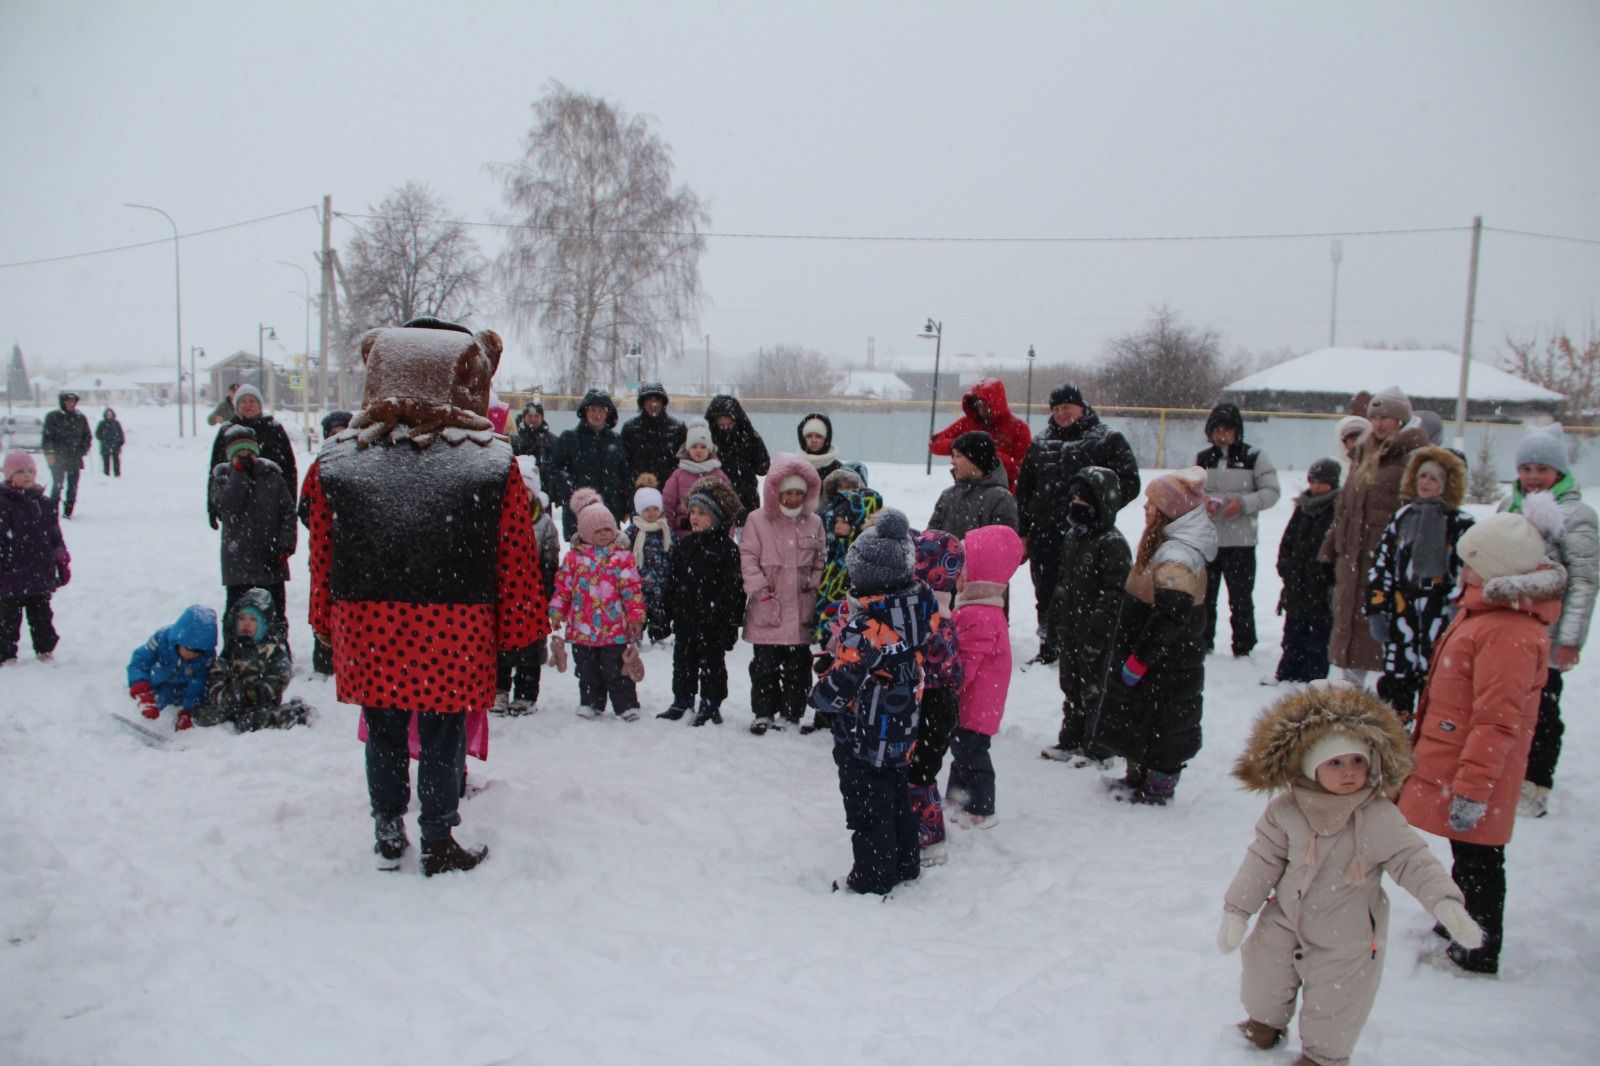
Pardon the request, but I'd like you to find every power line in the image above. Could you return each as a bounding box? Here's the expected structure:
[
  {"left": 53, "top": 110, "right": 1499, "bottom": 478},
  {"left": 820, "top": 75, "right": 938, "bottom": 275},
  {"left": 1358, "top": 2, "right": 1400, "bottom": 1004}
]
[
  {"left": 1483, "top": 225, "right": 1600, "bottom": 247},
  {"left": 336, "top": 210, "right": 1480, "bottom": 244},
  {"left": 0, "top": 205, "right": 322, "bottom": 270}
]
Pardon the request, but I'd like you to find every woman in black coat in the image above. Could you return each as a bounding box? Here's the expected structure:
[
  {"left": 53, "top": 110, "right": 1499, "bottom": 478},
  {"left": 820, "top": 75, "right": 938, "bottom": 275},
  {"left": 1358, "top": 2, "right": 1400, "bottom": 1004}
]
[
  {"left": 95, "top": 408, "right": 126, "bottom": 477},
  {"left": 206, "top": 385, "right": 297, "bottom": 529},
  {"left": 705, "top": 394, "right": 769, "bottom": 525}
]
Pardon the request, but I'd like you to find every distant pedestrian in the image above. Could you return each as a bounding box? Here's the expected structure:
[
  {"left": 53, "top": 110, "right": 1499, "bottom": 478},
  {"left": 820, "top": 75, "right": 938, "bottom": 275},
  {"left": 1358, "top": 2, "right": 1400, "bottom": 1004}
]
[
  {"left": 1197, "top": 402, "right": 1280, "bottom": 658},
  {"left": 512, "top": 401, "right": 557, "bottom": 490},
  {"left": 95, "top": 408, "right": 125, "bottom": 477},
  {"left": 41, "top": 391, "right": 92, "bottom": 518},
  {"left": 1, "top": 450, "right": 68, "bottom": 665},
  {"left": 207, "top": 382, "right": 240, "bottom": 426}
]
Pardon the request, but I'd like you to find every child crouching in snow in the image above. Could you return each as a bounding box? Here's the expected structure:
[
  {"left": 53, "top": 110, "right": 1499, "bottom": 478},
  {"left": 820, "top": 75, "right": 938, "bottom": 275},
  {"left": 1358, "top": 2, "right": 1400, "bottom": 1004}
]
[
  {"left": 808, "top": 509, "right": 939, "bottom": 895},
  {"left": 946, "top": 523, "right": 1024, "bottom": 829},
  {"left": 1221, "top": 682, "right": 1481, "bottom": 1066},
  {"left": 126, "top": 605, "right": 219, "bottom": 730},
  {"left": 193, "top": 587, "right": 309, "bottom": 732},
  {"left": 549, "top": 489, "right": 646, "bottom": 720}
]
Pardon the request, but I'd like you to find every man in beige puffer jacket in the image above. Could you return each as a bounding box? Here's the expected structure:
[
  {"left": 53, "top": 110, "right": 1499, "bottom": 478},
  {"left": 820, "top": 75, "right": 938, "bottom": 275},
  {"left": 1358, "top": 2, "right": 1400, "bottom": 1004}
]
[{"left": 1219, "top": 684, "right": 1480, "bottom": 1066}]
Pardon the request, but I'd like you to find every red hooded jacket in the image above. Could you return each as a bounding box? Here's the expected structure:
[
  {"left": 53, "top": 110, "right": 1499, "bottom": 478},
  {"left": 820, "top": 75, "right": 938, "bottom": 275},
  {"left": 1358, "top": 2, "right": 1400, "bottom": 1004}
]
[{"left": 928, "top": 378, "right": 1032, "bottom": 491}]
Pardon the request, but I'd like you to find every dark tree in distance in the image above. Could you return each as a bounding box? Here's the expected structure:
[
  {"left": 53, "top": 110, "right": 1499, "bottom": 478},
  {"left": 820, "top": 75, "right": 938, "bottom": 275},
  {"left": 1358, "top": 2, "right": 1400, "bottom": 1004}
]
[
  {"left": 738, "top": 345, "right": 834, "bottom": 399},
  {"left": 1098, "top": 306, "right": 1237, "bottom": 409},
  {"left": 342, "top": 182, "right": 487, "bottom": 340},
  {"left": 1500, "top": 329, "right": 1600, "bottom": 423},
  {"left": 6, "top": 343, "right": 31, "bottom": 405},
  {"left": 493, "top": 83, "right": 708, "bottom": 395}
]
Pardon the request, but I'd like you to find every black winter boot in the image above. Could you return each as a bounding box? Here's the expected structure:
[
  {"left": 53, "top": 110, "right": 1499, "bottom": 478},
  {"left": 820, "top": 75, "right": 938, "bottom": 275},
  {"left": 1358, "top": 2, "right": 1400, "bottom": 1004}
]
[
  {"left": 1119, "top": 769, "right": 1180, "bottom": 806},
  {"left": 421, "top": 834, "right": 489, "bottom": 877},
  {"left": 374, "top": 819, "right": 408, "bottom": 871},
  {"left": 657, "top": 705, "right": 689, "bottom": 721}
]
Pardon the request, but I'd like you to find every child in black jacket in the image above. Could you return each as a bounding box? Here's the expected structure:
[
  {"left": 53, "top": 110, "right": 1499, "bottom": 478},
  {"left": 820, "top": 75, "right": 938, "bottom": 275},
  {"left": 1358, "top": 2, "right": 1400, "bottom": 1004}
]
[
  {"left": 659, "top": 477, "right": 745, "bottom": 726},
  {"left": 1268, "top": 458, "right": 1342, "bottom": 685}
]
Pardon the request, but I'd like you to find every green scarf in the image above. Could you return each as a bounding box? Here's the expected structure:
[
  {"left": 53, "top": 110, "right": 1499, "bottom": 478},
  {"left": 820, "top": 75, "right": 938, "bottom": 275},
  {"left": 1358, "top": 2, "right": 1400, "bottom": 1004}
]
[{"left": 1509, "top": 472, "right": 1574, "bottom": 513}]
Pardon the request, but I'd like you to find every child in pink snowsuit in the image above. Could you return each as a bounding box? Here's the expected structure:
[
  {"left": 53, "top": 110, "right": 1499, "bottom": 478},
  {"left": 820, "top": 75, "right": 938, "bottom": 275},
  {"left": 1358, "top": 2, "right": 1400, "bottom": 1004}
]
[{"left": 946, "top": 523, "right": 1024, "bottom": 828}]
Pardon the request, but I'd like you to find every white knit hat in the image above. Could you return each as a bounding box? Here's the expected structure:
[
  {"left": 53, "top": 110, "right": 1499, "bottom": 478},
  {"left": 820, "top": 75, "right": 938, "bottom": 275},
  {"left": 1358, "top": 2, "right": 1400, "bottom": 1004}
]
[
  {"left": 683, "top": 418, "right": 714, "bottom": 453},
  {"left": 801, "top": 417, "right": 828, "bottom": 441},
  {"left": 1302, "top": 730, "right": 1373, "bottom": 782},
  {"left": 779, "top": 474, "right": 807, "bottom": 494},
  {"left": 1457, "top": 512, "right": 1548, "bottom": 581},
  {"left": 634, "top": 486, "right": 663, "bottom": 514}
]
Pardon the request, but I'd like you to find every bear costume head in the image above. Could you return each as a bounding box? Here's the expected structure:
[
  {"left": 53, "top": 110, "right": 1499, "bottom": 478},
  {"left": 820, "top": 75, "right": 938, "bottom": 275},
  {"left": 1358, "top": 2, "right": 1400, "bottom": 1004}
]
[{"left": 349, "top": 317, "right": 505, "bottom": 449}]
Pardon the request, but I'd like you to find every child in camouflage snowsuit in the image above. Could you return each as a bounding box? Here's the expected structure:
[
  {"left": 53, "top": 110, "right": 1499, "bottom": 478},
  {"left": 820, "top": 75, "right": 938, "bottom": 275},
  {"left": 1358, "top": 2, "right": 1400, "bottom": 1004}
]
[{"left": 193, "top": 587, "right": 308, "bottom": 732}]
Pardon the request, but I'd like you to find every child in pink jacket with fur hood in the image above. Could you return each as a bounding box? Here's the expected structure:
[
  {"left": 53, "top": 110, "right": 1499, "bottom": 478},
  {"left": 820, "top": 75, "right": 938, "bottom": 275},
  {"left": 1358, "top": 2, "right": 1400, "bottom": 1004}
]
[{"left": 945, "top": 523, "right": 1024, "bottom": 828}]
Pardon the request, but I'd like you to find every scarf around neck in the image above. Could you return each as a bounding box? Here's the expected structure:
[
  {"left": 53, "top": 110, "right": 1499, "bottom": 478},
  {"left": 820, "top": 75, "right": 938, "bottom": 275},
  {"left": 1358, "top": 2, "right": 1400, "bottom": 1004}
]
[
  {"left": 1290, "top": 781, "right": 1377, "bottom": 886},
  {"left": 956, "top": 580, "right": 1006, "bottom": 610},
  {"left": 1395, "top": 497, "right": 1451, "bottom": 580},
  {"left": 678, "top": 456, "right": 722, "bottom": 476},
  {"left": 630, "top": 513, "right": 672, "bottom": 555},
  {"left": 802, "top": 447, "right": 839, "bottom": 470}
]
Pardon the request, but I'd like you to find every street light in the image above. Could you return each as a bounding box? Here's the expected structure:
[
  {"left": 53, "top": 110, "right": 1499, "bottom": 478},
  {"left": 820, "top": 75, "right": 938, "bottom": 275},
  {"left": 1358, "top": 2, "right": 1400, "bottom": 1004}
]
[
  {"left": 1025, "top": 344, "right": 1037, "bottom": 423},
  {"left": 278, "top": 260, "right": 312, "bottom": 407},
  {"left": 258, "top": 324, "right": 277, "bottom": 396},
  {"left": 124, "top": 202, "right": 183, "bottom": 437},
  {"left": 189, "top": 346, "right": 205, "bottom": 434},
  {"left": 917, "top": 318, "right": 943, "bottom": 475}
]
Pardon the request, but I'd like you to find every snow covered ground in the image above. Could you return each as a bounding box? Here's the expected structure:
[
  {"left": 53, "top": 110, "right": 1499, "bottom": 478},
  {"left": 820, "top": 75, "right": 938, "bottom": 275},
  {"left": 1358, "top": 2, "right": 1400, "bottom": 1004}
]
[{"left": 2, "top": 405, "right": 1596, "bottom": 1065}]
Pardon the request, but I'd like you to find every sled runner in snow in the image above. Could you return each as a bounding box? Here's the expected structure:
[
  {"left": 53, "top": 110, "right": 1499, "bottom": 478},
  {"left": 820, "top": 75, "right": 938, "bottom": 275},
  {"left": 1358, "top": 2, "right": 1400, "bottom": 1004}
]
[{"left": 110, "top": 713, "right": 173, "bottom": 747}]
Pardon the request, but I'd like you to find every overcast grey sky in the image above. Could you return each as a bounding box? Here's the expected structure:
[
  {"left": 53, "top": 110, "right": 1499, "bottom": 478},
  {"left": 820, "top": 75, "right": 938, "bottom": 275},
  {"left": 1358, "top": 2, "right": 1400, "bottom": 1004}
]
[{"left": 3, "top": 0, "right": 1597, "bottom": 390}]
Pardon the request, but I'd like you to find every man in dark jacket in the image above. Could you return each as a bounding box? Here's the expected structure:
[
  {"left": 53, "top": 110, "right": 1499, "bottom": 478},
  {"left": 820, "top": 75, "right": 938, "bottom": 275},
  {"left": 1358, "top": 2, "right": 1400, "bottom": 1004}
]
[
  {"left": 705, "top": 394, "right": 770, "bottom": 525},
  {"left": 1042, "top": 466, "right": 1132, "bottom": 764},
  {"left": 620, "top": 381, "right": 686, "bottom": 490},
  {"left": 209, "top": 425, "right": 296, "bottom": 634},
  {"left": 41, "top": 391, "right": 93, "bottom": 517},
  {"left": 207, "top": 384, "right": 297, "bottom": 529},
  {"left": 1014, "top": 384, "right": 1140, "bottom": 662},
  {"left": 95, "top": 408, "right": 126, "bottom": 477},
  {"left": 550, "top": 389, "right": 633, "bottom": 540}
]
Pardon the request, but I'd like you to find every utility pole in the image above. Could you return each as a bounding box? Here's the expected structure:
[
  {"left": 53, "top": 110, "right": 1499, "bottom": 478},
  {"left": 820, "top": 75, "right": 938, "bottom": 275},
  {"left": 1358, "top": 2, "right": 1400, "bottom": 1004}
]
[
  {"left": 1329, "top": 240, "right": 1343, "bottom": 347},
  {"left": 1453, "top": 216, "right": 1483, "bottom": 450},
  {"left": 704, "top": 335, "right": 711, "bottom": 396},
  {"left": 317, "top": 194, "right": 332, "bottom": 416}
]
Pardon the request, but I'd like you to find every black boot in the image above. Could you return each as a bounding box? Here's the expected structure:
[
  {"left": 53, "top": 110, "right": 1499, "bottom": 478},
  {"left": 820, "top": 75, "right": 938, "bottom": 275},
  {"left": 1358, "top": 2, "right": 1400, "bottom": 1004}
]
[
  {"left": 421, "top": 834, "right": 488, "bottom": 877},
  {"left": 692, "top": 698, "right": 721, "bottom": 727},
  {"left": 657, "top": 704, "right": 689, "bottom": 721},
  {"left": 750, "top": 715, "right": 775, "bottom": 735},
  {"left": 374, "top": 819, "right": 408, "bottom": 871}
]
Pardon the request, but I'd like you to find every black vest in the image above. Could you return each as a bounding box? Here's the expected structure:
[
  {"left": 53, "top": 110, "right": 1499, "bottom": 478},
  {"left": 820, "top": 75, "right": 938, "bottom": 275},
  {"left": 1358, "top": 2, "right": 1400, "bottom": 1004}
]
[{"left": 319, "top": 437, "right": 511, "bottom": 605}]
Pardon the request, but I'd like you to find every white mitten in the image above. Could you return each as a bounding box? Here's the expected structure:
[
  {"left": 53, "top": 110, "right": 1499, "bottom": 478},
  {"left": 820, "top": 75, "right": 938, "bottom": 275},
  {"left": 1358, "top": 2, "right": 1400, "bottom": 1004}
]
[
  {"left": 1433, "top": 898, "right": 1484, "bottom": 950},
  {"left": 1217, "top": 911, "right": 1249, "bottom": 954}
]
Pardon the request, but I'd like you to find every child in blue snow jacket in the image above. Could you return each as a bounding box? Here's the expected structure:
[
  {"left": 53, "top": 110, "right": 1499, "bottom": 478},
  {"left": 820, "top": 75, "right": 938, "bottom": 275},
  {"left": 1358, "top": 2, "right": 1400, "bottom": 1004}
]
[
  {"left": 808, "top": 509, "right": 941, "bottom": 896},
  {"left": 625, "top": 485, "right": 673, "bottom": 642},
  {"left": 126, "top": 604, "right": 219, "bottom": 730}
]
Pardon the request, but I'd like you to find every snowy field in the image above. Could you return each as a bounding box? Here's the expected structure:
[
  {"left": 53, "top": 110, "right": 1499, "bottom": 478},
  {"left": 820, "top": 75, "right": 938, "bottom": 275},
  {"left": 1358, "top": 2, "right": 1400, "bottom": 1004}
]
[{"left": 2, "top": 404, "right": 1597, "bottom": 1066}]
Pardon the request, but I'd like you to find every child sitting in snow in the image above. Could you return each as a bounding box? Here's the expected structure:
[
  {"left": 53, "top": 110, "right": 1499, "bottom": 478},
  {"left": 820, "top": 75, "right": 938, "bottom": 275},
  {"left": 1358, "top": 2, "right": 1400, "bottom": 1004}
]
[
  {"left": 1221, "top": 682, "right": 1481, "bottom": 1066},
  {"left": 808, "top": 509, "right": 939, "bottom": 895},
  {"left": 193, "top": 587, "right": 309, "bottom": 732},
  {"left": 625, "top": 485, "right": 673, "bottom": 643},
  {"left": 2, "top": 450, "right": 69, "bottom": 665},
  {"left": 126, "top": 604, "right": 219, "bottom": 731},
  {"left": 659, "top": 477, "right": 745, "bottom": 726},
  {"left": 549, "top": 489, "right": 646, "bottom": 721},
  {"left": 946, "top": 523, "right": 1025, "bottom": 829},
  {"left": 661, "top": 418, "right": 732, "bottom": 535},
  {"left": 1365, "top": 446, "right": 1473, "bottom": 719},
  {"left": 495, "top": 456, "right": 559, "bottom": 716}
]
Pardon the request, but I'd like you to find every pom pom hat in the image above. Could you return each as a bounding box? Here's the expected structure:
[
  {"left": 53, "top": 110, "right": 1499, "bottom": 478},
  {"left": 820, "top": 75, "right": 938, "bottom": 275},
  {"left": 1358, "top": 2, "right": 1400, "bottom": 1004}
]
[
  {"left": 1145, "top": 466, "right": 1208, "bottom": 519},
  {"left": 845, "top": 508, "right": 916, "bottom": 594}
]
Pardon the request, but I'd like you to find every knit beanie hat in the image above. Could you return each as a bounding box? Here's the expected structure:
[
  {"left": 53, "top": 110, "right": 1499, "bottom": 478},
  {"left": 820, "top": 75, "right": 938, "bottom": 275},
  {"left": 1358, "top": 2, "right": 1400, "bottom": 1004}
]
[
  {"left": 846, "top": 509, "right": 916, "bottom": 594},
  {"left": 1145, "top": 466, "right": 1208, "bottom": 519},
  {"left": 576, "top": 499, "right": 619, "bottom": 544},
  {"left": 779, "top": 473, "right": 808, "bottom": 494},
  {"left": 1416, "top": 409, "right": 1445, "bottom": 446},
  {"left": 233, "top": 383, "right": 264, "bottom": 408},
  {"left": 800, "top": 416, "right": 829, "bottom": 442},
  {"left": 223, "top": 424, "right": 261, "bottom": 460},
  {"left": 1366, "top": 386, "right": 1412, "bottom": 423},
  {"left": 523, "top": 400, "right": 544, "bottom": 416},
  {"left": 1515, "top": 423, "right": 1570, "bottom": 474},
  {"left": 1301, "top": 730, "right": 1374, "bottom": 783},
  {"left": 634, "top": 486, "right": 664, "bottom": 515},
  {"left": 1336, "top": 415, "right": 1371, "bottom": 447},
  {"left": 1457, "top": 512, "right": 1548, "bottom": 581},
  {"left": 1049, "top": 383, "right": 1085, "bottom": 409},
  {"left": 683, "top": 417, "right": 715, "bottom": 454},
  {"left": 4, "top": 450, "right": 37, "bottom": 479},
  {"left": 686, "top": 476, "right": 741, "bottom": 530},
  {"left": 952, "top": 430, "right": 999, "bottom": 474},
  {"left": 568, "top": 487, "right": 602, "bottom": 517},
  {"left": 1307, "top": 457, "right": 1342, "bottom": 489}
]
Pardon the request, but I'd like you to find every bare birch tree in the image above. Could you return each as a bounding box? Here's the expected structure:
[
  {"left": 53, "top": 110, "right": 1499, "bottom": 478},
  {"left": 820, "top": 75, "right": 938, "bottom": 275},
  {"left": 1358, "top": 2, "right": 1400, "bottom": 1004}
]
[
  {"left": 493, "top": 83, "right": 708, "bottom": 394},
  {"left": 1098, "top": 306, "right": 1237, "bottom": 409},
  {"left": 738, "top": 344, "right": 834, "bottom": 398},
  {"left": 342, "top": 182, "right": 486, "bottom": 340}
]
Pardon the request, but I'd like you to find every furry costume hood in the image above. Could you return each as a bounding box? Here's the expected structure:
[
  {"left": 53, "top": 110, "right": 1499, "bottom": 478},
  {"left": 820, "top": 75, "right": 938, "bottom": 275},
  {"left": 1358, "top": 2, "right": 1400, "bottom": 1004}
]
[
  {"left": 1233, "top": 684, "right": 1412, "bottom": 796},
  {"left": 685, "top": 475, "right": 743, "bottom": 530},
  {"left": 1399, "top": 445, "right": 1467, "bottom": 509}
]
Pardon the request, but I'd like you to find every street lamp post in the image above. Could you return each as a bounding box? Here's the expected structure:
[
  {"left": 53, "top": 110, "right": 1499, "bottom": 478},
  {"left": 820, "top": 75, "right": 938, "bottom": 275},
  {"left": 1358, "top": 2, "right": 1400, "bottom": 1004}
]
[
  {"left": 918, "top": 318, "right": 943, "bottom": 475},
  {"left": 124, "top": 202, "right": 183, "bottom": 437},
  {"left": 258, "top": 324, "right": 277, "bottom": 396},
  {"left": 278, "top": 260, "right": 313, "bottom": 412},
  {"left": 1025, "top": 344, "right": 1037, "bottom": 423},
  {"left": 189, "top": 346, "right": 205, "bottom": 434}
]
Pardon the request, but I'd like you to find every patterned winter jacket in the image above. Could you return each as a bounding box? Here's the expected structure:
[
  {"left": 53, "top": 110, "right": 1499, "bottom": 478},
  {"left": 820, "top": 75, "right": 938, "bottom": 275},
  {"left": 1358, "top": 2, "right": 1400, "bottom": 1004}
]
[
  {"left": 549, "top": 543, "right": 646, "bottom": 646},
  {"left": 205, "top": 588, "right": 294, "bottom": 729},
  {"left": 624, "top": 518, "right": 672, "bottom": 633},
  {"left": 912, "top": 528, "right": 963, "bottom": 690},
  {"left": 810, "top": 582, "right": 940, "bottom": 767}
]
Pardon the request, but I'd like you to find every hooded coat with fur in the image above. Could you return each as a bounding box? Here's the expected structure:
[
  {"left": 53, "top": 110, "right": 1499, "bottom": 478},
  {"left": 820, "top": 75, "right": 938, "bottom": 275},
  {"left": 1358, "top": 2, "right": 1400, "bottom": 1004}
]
[
  {"left": 927, "top": 378, "right": 1033, "bottom": 491},
  {"left": 1365, "top": 446, "right": 1474, "bottom": 693},
  {"left": 1399, "top": 565, "right": 1565, "bottom": 846},
  {"left": 739, "top": 454, "right": 824, "bottom": 645},
  {"left": 1225, "top": 686, "right": 1464, "bottom": 1066},
  {"left": 1321, "top": 421, "right": 1428, "bottom": 671}
]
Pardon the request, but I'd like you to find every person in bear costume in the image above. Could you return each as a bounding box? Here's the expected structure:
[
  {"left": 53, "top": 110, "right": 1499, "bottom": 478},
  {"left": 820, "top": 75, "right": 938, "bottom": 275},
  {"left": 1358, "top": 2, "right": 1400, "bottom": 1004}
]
[{"left": 304, "top": 317, "right": 548, "bottom": 877}]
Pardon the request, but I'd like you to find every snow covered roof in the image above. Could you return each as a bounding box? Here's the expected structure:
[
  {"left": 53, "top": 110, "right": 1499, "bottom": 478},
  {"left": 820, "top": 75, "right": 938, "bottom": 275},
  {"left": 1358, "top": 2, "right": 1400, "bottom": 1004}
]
[
  {"left": 832, "top": 370, "right": 913, "bottom": 400},
  {"left": 1226, "top": 347, "right": 1563, "bottom": 403},
  {"left": 62, "top": 372, "right": 142, "bottom": 391}
]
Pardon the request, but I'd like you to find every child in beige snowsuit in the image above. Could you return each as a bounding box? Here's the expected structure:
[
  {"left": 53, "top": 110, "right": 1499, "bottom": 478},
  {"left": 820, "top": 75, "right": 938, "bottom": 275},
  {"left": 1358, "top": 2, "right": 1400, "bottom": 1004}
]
[{"left": 1219, "top": 683, "right": 1482, "bottom": 1066}]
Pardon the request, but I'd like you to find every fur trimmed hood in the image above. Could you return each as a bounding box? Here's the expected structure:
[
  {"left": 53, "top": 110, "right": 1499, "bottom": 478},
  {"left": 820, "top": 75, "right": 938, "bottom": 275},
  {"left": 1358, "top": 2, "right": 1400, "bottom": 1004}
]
[
  {"left": 1233, "top": 684, "right": 1412, "bottom": 796},
  {"left": 1399, "top": 445, "right": 1467, "bottom": 509}
]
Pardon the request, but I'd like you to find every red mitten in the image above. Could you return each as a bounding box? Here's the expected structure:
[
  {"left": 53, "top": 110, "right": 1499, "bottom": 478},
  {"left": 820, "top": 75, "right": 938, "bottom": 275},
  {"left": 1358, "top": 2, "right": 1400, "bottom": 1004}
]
[
  {"left": 175, "top": 710, "right": 194, "bottom": 731},
  {"left": 130, "top": 681, "right": 159, "bottom": 719},
  {"left": 55, "top": 549, "right": 72, "bottom": 588}
]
